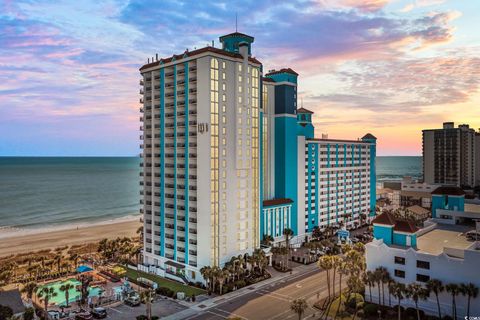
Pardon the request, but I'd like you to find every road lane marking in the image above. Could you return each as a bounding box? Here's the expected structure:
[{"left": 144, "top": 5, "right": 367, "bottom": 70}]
[{"left": 210, "top": 308, "right": 248, "bottom": 320}]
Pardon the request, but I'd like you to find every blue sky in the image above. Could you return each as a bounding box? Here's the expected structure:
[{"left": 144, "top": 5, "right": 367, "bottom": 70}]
[{"left": 1, "top": 0, "right": 479, "bottom": 156}]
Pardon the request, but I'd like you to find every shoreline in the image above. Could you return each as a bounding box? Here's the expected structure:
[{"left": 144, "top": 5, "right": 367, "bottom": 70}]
[
  {"left": 0, "top": 214, "right": 141, "bottom": 239},
  {"left": 0, "top": 219, "right": 142, "bottom": 257}
]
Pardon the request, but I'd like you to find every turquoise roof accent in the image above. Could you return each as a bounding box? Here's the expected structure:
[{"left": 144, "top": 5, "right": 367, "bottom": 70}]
[{"left": 219, "top": 32, "right": 254, "bottom": 55}]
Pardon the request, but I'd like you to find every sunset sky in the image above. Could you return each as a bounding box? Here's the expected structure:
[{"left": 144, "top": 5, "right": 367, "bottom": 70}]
[{"left": 1, "top": 0, "right": 479, "bottom": 156}]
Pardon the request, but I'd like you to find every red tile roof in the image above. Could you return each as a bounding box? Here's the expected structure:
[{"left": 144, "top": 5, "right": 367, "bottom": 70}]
[
  {"left": 263, "top": 198, "right": 294, "bottom": 207},
  {"left": 393, "top": 220, "right": 419, "bottom": 233},
  {"left": 265, "top": 68, "right": 298, "bottom": 76},
  {"left": 431, "top": 186, "right": 466, "bottom": 196},
  {"left": 373, "top": 212, "right": 419, "bottom": 233},
  {"left": 372, "top": 212, "right": 396, "bottom": 226},
  {"left": 140, "top": 46, "right": 261, "bottom": 71},
  {"left": 307, "top": 138, "right": 370, "bottom": 144},
  {"left": 297, "top": 107, "right": 314, "bottom": 114},
  {"left": 262, "top": 77, "right": 275, "bottom": 83}
]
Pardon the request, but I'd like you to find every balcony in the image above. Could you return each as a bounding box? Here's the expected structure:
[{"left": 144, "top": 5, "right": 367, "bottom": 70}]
[
  {"left": 139, "top": 98, "right": 144, "bottom": 104},
  {"left": 139, "top": 88, "right": 144, "bottom": 94},
  {"left": 139, "top": 79, "right": 144, "bottom": 85}
]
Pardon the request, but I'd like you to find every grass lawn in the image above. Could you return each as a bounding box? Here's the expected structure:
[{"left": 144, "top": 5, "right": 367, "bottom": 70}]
[
  {"left": 325, "top": 293, "right": 363, "bottom": 320},
  {"left": 120, "top": 266, "right": 205, "bottom": 297}
]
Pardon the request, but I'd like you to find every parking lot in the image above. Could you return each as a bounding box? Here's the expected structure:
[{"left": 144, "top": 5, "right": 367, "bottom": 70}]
[{"left": 100, "top": 297, "right": 188, "bottom": 319}]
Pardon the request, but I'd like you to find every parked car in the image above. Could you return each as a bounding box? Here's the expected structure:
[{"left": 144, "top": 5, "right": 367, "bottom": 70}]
[
  {"left": 75, "top": 313, "right": 93, "bottom": 320},
  {"left": 91, "top": 307, "right": 107, "bottom": 319},
  {"left": 466, "top": 231, "right": 480, "bottom": 238},
  {"left": 125, "top": 295, "right": 141, "bottom": 307}
]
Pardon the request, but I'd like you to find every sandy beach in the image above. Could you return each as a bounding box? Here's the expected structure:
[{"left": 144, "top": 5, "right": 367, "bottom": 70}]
[{"left": 0, "top": 220, "right": 142, "bottom": 257}]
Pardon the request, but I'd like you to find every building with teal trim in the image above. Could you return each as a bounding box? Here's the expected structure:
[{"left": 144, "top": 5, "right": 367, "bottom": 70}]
[
  {"left": 139, "top": 31, "right": 377, "bottom": 283},
  {"left": 366, "top": 188, "right": 480, "bottom": 318},
  {"left": 139, "top": 32, "right": 263, "bottom": 283}
]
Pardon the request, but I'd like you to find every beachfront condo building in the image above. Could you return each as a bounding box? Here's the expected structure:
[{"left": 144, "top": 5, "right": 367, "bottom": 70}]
[
  {"left": 423, "top": 122, "right": 480, "bottom": 188},
  {"left": 138, "top": 32, "right": 376, "bottom": 283}
]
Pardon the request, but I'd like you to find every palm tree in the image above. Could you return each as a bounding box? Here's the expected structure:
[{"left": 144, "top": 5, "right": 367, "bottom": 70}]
[
  {"left": 336, "top": 261, "right": 348, "bottom": 318},
  {"left": 426, "top": 279, "right": 444, "bottom": 319},
  {"left": 218, "top": 269, "right": 229, "bottom": 295},
  {"left": 210, "top": 266, "right": 221, "bottom": 293},
  {"left": 53, "top": 254, "right": 62, "bottom": 273},
  {"left": 331, "top": 255, "right": 342, "bottom": 298},
  {"left": 37, "top": 287, "right": 57, "bottom": 315},
  {"left": 139, "top": 289, "right": 154, "bottom": 320},
  {"left": 59, "top": 283, "right": 75, "bottom": 307},
  {"left": 373, "top": 268, "right": 383, "bottom": 305},
  {"left": 290, "top": 298, "right": 308, "bottom": 320},
  {"left": 363, "top": 271, "right": 375, "bottom": 302},
  {"left": 136, "top": 226, "right": 144, "bottom": 239},
  {"left": 406, "top": 283, "right": 428, "bottom": 320},
  {"left": 379, "top": 267, "right": 390, "bottom": 305},
  {"left": 461, "top": 283, "right": 479, "bottom": 319},
  {"left": 318, "top": 256, "right": 333, "bottom": 300},
  {"left": 446, "top": 283, "right": 460, "bottom": 319},
  {"left": 21, "top": 282, "right": 38, "bottom": 302},
  {"left": 69, "top": 253, "right": 79, "bottom": 270},
  {"left": 77, "top": 274, "right": 92, "bottom": 306},
  {"left": 387, "top": 279, "right": 395, "bottom": 307},
  {"left": 60, "top": 262, "right": 70, "bottom": 273},
  {"left": 262, "top": 234, "right": 274, "bottom": 247},
  {"left": 200, "top": 266, "right": 212, "bottom": 292},
  {"left": 391, "top": 282, "right": 406, "bottom": 320},
  {"left": 283, "top": 228, "right": 294, "bottom": 269}
]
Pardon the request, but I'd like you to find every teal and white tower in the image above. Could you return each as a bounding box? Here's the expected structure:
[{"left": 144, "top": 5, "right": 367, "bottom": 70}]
[{"left": 139, "top": 32, "right": 378, "bottom": 282}]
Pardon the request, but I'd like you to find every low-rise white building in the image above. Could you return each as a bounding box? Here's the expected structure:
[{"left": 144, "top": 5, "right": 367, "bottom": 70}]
[{"left": 366, "top": 186, "right": 480, "bottom": 319}]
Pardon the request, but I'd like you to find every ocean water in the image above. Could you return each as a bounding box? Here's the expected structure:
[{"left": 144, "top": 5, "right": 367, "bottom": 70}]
[
  {"left": 376, "top": 156, "right": 422, "bottom": 181},
  {"left": 0, "top": 157, "right": 141, "bottom": 237},
  {"left": 0, "top": 156, "right": 421, "bottom": 236}
]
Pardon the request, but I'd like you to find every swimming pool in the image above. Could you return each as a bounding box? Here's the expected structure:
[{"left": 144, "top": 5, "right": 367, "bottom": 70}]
[{"left": 38, "top": 279, "right": 103, "bottom": 306}]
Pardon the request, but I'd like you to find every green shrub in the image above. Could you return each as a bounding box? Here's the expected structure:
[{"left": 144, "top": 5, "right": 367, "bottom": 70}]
[
  {"left": 363, "top": 303, "right": 378, "bottom": 317},
  {"left": 404, "top": 307, "right": 416, "bottom": 318},
  {"left": 155, "top": 286, "right": 175, "bottom": 297},
  {"left": 23, "top": 308, "right": 35, "bottom": 320}
]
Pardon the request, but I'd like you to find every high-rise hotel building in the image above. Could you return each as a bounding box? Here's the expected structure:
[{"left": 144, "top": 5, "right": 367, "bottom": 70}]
[
  {"left": 139, "top": 32, "right": 376, "bottom": 282},
  {"left": 423, "top": 122, "right": 480, "bottom": 188}
]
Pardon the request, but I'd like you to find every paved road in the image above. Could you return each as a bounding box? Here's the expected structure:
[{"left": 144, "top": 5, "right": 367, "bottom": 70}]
[{"left": 185, "top": 265, "right": 340, "bottom": 320}]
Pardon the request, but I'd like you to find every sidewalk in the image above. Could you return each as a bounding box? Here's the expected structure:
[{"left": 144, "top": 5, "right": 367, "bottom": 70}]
[{"left": 163, "top": 263, "right": 319, "bottom": 320}]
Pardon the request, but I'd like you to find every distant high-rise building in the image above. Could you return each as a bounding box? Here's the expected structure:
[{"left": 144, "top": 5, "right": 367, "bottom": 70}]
[
  {"left": 423, "top": 122, "right": 479, "bottom": 188},
  {"left": 139, "top": 32, "right": 376, "bottom": 283}
]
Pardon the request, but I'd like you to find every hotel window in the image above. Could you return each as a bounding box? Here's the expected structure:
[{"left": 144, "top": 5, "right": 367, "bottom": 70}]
[
  {"left": 416, "top": 260, "right": 430, "bottom": 269},
  {"left": 222, "top": 72, "right": 225, "bottom": 80},
  {"left": 222, "top": 61, "right": 226, "bottom": 69},
  {"left": 394, "top": 269, "right": 405, "bottom": 278},
  {"left": 209, "top": 57, "right": 220, "bottom": 266},
  {"left": 238, "top": 64, "right": 242, "bottom": 72},
  {"left": 416, "top": 274, "right": 430, "bottom": 282},
  {"left": 222, "top": 83, "right": 226, "bottom": 91},
  {"left": 394, "top": 256, "right": 405, "bottom": 265},
  {"left": 222, "top": 105, "right": 226, "bottom": 112}
]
